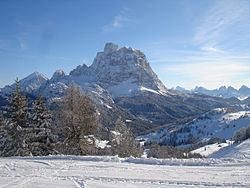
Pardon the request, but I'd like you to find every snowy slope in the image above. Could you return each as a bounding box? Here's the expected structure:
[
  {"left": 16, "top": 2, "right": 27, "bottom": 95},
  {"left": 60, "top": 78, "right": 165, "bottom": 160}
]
[
  {"left": 190, "top": 141, "right": 233, "bottom": 157},
  {"left": 210, "top": 139, "right": 250, "bottom": 159},
  {"left": 138, "top": 108, "right": 250, "bottom": 146},
  {"left": 0, "top": 155, "right": 249, "bottom": 187}
]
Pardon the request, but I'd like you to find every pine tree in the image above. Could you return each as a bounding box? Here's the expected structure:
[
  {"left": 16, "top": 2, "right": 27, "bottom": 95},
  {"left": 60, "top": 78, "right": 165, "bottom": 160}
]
[
  {"left": 0, "top": 110, "right": 5, "bottom": 131},
  {"left": 110, "top": 118, "right": 143, "bottom": 158},
  {"left": 29, "top": 93, "right": 57, "bottom": 156},
  {"left": 55, "top": 83, "right": 99, "bottom": 155},
  {"left": 2, "top": 78, "right": 31, "bottom": 156},
  {"left": 0, "top": 111, "right": 7, "bottom": 156}
]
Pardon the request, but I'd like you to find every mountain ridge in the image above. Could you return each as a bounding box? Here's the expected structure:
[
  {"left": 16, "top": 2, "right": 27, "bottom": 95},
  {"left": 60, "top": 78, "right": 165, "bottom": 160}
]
[
  {"left": 175, "top": 85, "right": 250, "bottom": 99},
  {"left": 19, "top": 42, "right": 170, "bottom": 99},
  {"left": 0, "top": 43, "right": 242, "bottom": 136}
]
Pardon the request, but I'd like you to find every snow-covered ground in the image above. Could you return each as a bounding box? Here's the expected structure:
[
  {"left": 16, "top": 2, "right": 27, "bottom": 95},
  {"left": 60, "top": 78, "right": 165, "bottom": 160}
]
[
  {"left": 190, "top": 141, "right": 233, "bottom": 157},
  {"left": 211, "top": 139, "right": 250, "bottom": 159},
  {"left": 0, "top": 139, "right": 249, "bottom": 188}
]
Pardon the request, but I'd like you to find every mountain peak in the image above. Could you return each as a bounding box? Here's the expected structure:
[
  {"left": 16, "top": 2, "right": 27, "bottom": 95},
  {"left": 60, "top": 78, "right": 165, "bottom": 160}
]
[
  {"left": 240, "top": 85, "right": 248, "bottom": 90},
  {"left": 24, "top": 72, "right": 48, "bottom": 81},
  {"left": 239, "top": 85, "right": 250, "bottom": 96},
  {"left": 219, "top": 86, "right": 227, "bottom": 90},
  {"left": 51, "top": 70, "right": 67, "bottom": 82},
  {"left": 0, "top": 71, "right": 48, "bottom": 94},
  {"left": 104, "top": 42, "right": 120, "bottom": 55},
  {"left": 53, "top": 70, "right": 66, "bottom": 77},
  {"left": 89, "top": 43, "right": 168, "bottom": 96},
  {"left": 70, "top": 64, "right": 89, "bottom": 76},
  {"left": 194, "top": 86, "right": 207, "bottom": 91}
]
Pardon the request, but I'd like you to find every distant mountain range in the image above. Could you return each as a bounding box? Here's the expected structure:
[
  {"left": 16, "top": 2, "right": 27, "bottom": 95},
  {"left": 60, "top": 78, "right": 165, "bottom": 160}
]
[
  {"left": 175, "top": 85, "right": 250, "bottom": 99},
  {"left": 0, "top": 43, "right": 248, "bottom": 137}
]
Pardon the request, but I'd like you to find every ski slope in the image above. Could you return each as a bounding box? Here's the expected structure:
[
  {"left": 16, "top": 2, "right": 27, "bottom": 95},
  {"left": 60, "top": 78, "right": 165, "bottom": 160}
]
[
  {"left": 0, "top": 153, "right": 249, "bottom": 188},
  {"left": 190, "top": 141, "right": 233, "bottom": 157},
  {"left": 211, "top": 139, "right": 250, "bottom": 159}
]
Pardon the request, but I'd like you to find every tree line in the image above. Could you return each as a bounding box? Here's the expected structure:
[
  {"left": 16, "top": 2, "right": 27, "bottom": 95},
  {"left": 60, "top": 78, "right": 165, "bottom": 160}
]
[
  {"left": 0, "top": 79, "right": 142, "bottom": 157},
  {"left": 0, "top": 78, "right": 206, "bottom": 159},
  {"left": 233, "top": 125, "right": 250, "bottom": 143}
]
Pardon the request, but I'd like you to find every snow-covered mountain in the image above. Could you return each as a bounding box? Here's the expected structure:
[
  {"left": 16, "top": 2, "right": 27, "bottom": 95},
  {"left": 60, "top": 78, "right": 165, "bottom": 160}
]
[
  {"left": 1, "top": 43, "right": 169, "bottom": 100},
  {"left": 175, "top": 85, "right": 250, "bottom": 99},
  {"left": 0, "top": 43, "right": 240, "bottom": 136},
  {"left": 138, "top": 108, "right": 250, "bottom": 146},
  {"left": 0, "top": 72, "right": 48, "bottom": 96},
  {"left": 81, "top": 43, "right": 168, "bottom": 96},
  {"left": 35, "top": 43, "right": 169, "bottom": 99}
]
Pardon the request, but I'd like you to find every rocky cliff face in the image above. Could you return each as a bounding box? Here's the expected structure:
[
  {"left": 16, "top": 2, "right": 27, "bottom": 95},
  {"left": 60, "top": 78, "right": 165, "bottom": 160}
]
[
  {"left": 21, "top": 43, "right": 169, "bottom": 100},
  {"left": 67, "top": 43, "right": 168, "bottom": 97},
  {"left": 90, "top": 43, "right": 168, "bottom": 96}
]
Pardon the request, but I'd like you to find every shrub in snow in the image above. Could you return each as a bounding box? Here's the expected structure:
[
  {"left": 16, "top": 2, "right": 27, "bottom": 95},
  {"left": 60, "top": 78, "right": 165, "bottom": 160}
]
[
  {"left": 247, "top": 126, "right": 250, "bottom": 138},
  {"left": 147, "top": 144, "right": 203, "bottom": 159},
  {"left": 233, "top": 125, "right": 250, "bottom": 143},
  {"left": 110, "top": 118, "right": 143, "bottom": 158}
]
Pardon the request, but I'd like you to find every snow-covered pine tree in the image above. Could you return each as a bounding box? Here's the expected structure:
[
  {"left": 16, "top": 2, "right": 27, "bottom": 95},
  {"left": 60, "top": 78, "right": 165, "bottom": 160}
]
[
  {"left": 110, "top": 118, "right": 143, "bottom": 158},
  {"left": 29, "top": 93, "right": 57, "bottom": 156},
  {"left": 2, "top": 78, "right": 31, "bottom": 156},
  {"left": 0, "top": 111, "right": 7, "bottom": 156}
]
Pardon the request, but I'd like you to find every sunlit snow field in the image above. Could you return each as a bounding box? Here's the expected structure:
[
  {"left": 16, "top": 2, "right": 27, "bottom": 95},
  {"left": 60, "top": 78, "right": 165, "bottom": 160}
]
[{"left": 0, "top": 139, "right": 249, "bottom": 188}]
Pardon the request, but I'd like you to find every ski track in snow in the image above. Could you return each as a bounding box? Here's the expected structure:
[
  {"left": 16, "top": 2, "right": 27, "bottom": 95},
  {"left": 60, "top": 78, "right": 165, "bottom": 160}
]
[{"left": 0, "top": 155, "right": 249, "bottom": 188}]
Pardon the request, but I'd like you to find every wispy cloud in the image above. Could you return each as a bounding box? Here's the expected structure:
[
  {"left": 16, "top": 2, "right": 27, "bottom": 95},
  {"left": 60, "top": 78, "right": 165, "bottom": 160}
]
[
  {"left": 102, "top": 8, "right": 130, "bottom": 32},
  {"left": 0, "top": 21, "right": 32, "bottom": 51},
  {"left": 149, "top": 47, "right": 250, "bottom": 64},
  {"left": 16, "top": 20, "right": 52, "bottom": 29},
  {"left": 194, "top": 0, "right": 250, "bottom": 51},
  {"left": 162, "top": 61, "right": 250, "bottom": 89},
  {"left": 0, "top": 38, "right": 21, "bottom": 52},
  {"left": 15, "top": 33, "right": 28, "bottom": 50},
  {"left": 14, "top": 20, "right": 53, "bottom": 51},
  {"left": 200, "top": 46, "right": 224, "bottom": 53},
  {"left": 149, "top": 45, "right": 250, "bottom": 89},
  {"left": 150, "top": 0, "right": 250, "bottom": 89}
]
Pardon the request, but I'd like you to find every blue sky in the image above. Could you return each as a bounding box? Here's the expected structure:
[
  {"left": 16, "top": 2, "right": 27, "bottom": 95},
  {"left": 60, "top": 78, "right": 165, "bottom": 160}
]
[{"left": 0, "top": 0, "right": 250, "bottom": 89}]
